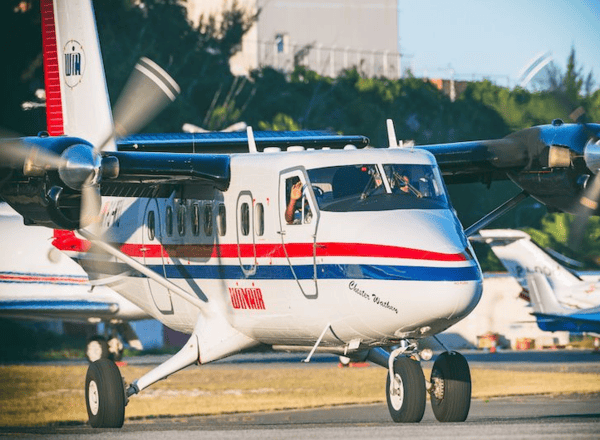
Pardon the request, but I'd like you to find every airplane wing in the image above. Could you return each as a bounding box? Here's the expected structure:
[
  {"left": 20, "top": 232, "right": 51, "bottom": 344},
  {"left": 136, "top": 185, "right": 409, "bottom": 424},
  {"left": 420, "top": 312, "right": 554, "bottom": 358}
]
[
  {"left": 0, "top": 206, "right": 148, "bottom": 323},
  {"left": 0, "top": 299, "right": 119, "bottom": 321},
  {"left": 532, "top": 311, "right": 600, "bottom": 334}
]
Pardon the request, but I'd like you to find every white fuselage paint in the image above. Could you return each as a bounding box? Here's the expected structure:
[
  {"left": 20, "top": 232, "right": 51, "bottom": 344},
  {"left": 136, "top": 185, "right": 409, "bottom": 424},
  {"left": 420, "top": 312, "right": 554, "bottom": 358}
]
[{"left": 59, "top": 148, "right": 483, "bottom": 353}]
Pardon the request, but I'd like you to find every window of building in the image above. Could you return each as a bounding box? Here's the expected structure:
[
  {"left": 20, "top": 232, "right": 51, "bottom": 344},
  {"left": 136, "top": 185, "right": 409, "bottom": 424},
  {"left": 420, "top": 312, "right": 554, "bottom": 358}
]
[{"left": 275, "top": 33, "right": 289, "bottom": 54}]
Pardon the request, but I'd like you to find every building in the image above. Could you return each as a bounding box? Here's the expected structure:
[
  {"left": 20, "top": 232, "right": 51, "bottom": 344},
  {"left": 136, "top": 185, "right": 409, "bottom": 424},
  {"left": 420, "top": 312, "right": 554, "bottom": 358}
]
[{"left": 186, "top": 0, "right": 401, "bottom": 78}]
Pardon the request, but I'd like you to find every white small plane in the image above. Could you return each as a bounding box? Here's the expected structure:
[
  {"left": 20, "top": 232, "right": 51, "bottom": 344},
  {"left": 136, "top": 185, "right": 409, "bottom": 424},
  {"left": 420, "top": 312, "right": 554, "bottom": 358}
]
[
  {"left": 473, "top": 229, "right": 600, "bottom": 309},
  {"left": 473, "top": 229, "right": 600, "bottom": 335},
  {"left": 0, "top": 0, "right": 483, "bottom": 427},
  {"left": 0, "top": 203, "right": 147, "bottom": 361}
]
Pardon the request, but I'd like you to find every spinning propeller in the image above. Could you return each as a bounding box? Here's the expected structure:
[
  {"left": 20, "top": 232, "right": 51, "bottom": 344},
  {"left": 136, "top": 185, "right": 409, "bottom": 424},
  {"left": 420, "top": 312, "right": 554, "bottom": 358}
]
[
  {"left": 568, "top": 107, "right": 600, "bottom": 249},
  {"left": 1, "top": 57, "right": 180, "bottom": 233}
]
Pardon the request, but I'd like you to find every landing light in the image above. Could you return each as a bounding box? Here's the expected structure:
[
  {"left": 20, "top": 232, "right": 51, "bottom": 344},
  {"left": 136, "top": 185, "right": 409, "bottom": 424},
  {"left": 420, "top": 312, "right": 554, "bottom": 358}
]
[{"left": 420, "top": 348, "right": 433, "bottom": 361}]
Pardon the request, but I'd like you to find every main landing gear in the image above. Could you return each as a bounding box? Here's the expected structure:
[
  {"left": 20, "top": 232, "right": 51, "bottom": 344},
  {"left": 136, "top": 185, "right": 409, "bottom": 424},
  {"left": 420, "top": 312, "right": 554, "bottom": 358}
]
[
  {"left": 85, "top": 322, "right": 142, "bottom": 363},
  {"left": 366, "top": 345, "right": 472, "bottom": 423},
  {"left": 85, "top": 359, "right": 126, "bottom": 428}
]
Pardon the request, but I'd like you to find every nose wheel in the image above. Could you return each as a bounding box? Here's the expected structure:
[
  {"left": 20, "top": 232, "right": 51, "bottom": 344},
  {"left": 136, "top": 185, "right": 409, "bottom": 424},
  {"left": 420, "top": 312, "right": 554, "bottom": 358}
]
[
  {"left": 385, "top": 356, "right": 426, "bottom": 423},
  {"left": 429, "top": 351, "right": 471, "bottom": 422},
  {"left": 85, "top": 359, "right": 126, "bottom": 428}
]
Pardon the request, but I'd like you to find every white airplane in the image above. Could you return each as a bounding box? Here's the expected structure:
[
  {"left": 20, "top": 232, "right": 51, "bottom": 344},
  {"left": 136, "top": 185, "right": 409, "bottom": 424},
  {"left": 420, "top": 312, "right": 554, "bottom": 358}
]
[
  {"left": 0, "top": 0, "right": 484, "bottom": 428},
  {"left": 473, "top": 229, "right": 600, "bottom": 335},
  {"left": 473, "top": 229, "right": 600, "bottom": 309},
  {"left": 0, "top": 203, "right": 147, "bottom": 361}
]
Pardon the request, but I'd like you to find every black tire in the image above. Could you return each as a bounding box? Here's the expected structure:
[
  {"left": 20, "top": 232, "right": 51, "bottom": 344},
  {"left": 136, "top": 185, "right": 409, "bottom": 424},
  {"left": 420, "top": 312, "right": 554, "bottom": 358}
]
[
  {"left": 85, "top": 359, "right": 125, "bottom": 428},
  {"left": 430, "top": 351, "right": 471, "bottom": 422},
  {"left": 86, "top": 336, "right": 109, "bottom": 363},
  {"left": 385, "top": 356, "right": 426, "bottom": 423}
]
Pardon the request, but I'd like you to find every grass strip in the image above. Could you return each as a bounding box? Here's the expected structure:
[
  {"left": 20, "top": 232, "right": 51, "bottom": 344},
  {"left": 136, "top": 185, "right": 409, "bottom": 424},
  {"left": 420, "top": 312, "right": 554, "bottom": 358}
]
[{"left": 1, "top": 364, "right": 599, "bottom": 426}]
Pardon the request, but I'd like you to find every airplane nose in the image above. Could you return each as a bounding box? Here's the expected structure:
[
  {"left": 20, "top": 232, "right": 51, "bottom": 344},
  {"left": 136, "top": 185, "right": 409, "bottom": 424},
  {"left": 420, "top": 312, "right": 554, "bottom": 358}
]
[{"left": 330, "top": 209, "right": 482, "bottom": 339}]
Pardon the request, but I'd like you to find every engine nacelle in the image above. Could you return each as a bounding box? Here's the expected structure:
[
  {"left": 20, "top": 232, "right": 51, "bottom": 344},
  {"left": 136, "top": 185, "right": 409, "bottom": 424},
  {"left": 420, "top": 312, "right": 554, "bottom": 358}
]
[{"left": 0, "top": 135, "right": 117, "bottom": 229}]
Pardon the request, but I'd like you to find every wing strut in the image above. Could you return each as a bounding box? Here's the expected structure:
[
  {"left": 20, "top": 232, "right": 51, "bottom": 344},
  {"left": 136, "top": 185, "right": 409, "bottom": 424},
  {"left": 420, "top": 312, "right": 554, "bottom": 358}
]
[
  {"left": 78, "top": 230, "right": 207, "bottom": 311},
  {"left": 464, "top": 191, "right": 529, "bottom": 237}
]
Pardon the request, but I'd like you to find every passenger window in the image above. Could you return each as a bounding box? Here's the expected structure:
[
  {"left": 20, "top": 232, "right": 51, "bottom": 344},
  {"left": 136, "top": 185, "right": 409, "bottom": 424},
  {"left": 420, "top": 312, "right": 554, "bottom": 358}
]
[
  {"left": 204, "top": 204, "right": 213, "bottom": 236},
  {"left": 177, "top": 204, "right": 186, "bottom": 236},
  {"left": 218, "top": 204, "right": 227, "bottom": 236},
  {"left": 192, "top": 204, "right": 200, "bottom": 236},
  {"left": 147, "top": 210, "right": 155, "bottom": 241},
  {"left": 166, "top": 205, "right": 173, "bottom": 237},
  {"left": 255, "top": 203, "right": 264, "bottom": 236},
  {"left": 240, "top": 202, "right": 250, "bottom": 236}
]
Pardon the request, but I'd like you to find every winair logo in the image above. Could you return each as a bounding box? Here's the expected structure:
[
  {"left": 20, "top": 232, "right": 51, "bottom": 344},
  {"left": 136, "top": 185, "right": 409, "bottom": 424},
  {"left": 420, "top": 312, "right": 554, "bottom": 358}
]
[
  {"left": 229, "top": 287, "right": 266, "bottom": 310},
  {"left": 63, "top": 40, "right": 85, "bottom": 88}
]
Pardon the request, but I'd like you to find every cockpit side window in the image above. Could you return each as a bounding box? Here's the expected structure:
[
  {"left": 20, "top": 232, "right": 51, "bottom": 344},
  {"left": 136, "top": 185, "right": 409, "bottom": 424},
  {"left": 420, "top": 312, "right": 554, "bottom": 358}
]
[{"left": 306, "top": 163, "right": 449, "bottom": 212}]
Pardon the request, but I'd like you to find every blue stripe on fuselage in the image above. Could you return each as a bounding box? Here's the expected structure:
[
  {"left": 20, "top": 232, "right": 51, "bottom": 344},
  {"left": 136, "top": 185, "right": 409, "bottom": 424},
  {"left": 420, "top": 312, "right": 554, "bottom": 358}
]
[{"left": 132, "top": 263, "right": 481, "bottom": 282}]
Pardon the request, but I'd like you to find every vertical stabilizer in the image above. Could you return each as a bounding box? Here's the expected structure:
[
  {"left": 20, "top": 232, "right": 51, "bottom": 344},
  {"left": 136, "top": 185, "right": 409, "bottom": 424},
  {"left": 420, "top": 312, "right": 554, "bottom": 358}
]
[
  {"left": 477, "top": 229, "right": 579, "bottom": 292},
  {"left": 527, "top": 272, "right": 568, "bottom": 315},
  {"left": 40, "top": 0, "right": 115, "bottom": 150}
]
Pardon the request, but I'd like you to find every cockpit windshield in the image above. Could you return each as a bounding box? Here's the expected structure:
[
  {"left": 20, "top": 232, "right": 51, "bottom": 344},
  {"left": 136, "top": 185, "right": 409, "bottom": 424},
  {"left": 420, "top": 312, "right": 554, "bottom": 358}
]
[{"left": 306, "top": 164, "right": 450, "bottom": 212}]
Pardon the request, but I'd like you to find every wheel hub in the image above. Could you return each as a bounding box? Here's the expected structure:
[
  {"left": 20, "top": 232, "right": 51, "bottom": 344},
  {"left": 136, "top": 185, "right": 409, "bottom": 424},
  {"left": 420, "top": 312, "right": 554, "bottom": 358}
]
[
  {"left": 389, "top": 373, "right": 404, "bottom": 410},
  {"left": 88, "top": 380, "right": 99, "bottom": 415},
  {"left": 431, "top": 369, "right": 445, "bottom": 401}
]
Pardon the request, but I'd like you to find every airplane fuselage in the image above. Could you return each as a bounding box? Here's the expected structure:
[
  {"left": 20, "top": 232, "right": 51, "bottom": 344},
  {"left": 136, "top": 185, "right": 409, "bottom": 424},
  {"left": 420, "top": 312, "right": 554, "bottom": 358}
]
[{"left": 56, "top": 147, "right": 483, "bottom": 354}]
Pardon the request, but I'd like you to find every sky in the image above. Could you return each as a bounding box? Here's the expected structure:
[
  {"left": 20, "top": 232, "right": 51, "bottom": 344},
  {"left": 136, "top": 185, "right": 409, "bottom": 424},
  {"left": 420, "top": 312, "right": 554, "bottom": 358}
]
[{"left": 399, "top": 0, "right": 600, "bottom": 90}]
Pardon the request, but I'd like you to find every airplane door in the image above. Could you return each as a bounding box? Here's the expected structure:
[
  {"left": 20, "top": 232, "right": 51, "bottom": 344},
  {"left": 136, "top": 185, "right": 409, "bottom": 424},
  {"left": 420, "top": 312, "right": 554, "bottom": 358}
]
[
  {"left": 143, "top": 199, "right": 173, "bottom": 313},
  {"left": 279, "top": 169, "right": 319, "bottom": 298},
  {"left": 236, "top": 192, "right": 257, "bottom": 276}
]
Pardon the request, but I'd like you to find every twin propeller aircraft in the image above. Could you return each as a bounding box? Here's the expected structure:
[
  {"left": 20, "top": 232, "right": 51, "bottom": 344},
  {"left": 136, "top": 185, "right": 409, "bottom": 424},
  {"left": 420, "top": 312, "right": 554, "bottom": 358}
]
[{"left": 1, "top": 0, "right": 599, "bottom": 428}]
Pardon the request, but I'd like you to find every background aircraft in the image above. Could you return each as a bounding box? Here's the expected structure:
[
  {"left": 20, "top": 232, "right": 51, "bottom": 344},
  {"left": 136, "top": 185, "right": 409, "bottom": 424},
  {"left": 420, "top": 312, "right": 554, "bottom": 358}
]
[
  {"left": 0, "top": 203, "right": 148, "bottom": 361},
  {"left": 473, "top": 229, "right": 600, "bottom": 335},
  {"left": 473, "top": 229, "right": 600, "bottom": 308}
]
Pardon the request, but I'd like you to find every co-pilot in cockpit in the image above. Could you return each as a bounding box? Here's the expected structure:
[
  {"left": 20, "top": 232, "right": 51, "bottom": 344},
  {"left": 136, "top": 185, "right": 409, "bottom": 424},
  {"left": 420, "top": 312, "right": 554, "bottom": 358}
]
[{"left": 306, "top": 163, "right": 449, "bottom": 212}]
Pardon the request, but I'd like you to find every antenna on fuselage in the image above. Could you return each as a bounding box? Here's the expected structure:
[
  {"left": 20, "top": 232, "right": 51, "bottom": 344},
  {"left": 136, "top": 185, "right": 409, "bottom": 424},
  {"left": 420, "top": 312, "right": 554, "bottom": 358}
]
[
  {"left": 386, "top": 119, "right": 399, "bottom": 148},
  {"left": 247, "top": 126, "right": 257, "bottom": 153}
]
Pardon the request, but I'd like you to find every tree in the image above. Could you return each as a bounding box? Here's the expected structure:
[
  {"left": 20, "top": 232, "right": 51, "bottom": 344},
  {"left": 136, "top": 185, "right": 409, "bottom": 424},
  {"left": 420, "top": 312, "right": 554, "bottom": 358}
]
[{"left": 0, "top": 0, "right": 256, "bottom": 135}]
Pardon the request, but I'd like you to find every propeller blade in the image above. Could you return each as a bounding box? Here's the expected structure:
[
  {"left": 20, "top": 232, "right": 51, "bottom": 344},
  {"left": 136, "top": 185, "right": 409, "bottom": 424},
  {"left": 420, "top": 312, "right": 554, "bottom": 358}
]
[
  {"left": 95, "top": 58, "right": 180, "bottom": 153},
  {"left": 569, "top": 172, "right": 600, "bottom": 250},
  {"left": 0, "top": 137, "right": 65, "bottom": 174},
  {"left": 80, "top": 179, "right": 102, "bottom": 233}
]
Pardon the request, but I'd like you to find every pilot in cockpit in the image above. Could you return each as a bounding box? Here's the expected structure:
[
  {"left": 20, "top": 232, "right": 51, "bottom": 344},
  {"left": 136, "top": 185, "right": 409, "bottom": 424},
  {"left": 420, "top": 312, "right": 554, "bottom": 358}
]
[{"left": 285, "top": 180, "right": 312, "bottom": 224}]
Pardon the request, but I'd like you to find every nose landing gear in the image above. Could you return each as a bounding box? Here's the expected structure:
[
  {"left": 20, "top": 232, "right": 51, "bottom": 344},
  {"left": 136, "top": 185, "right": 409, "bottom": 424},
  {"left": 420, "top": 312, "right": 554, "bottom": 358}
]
[{"left": 386, "top": 356, "right": 426, "bottom": 422}]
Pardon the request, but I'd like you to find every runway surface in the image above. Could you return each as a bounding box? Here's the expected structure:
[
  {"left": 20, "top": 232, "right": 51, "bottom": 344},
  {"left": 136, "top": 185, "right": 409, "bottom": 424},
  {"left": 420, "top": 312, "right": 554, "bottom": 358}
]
[
  {"left": 1, "top": 349, "right": 598, "bottom": 438},
  {"left": 126, "top": 348, "right": 600, "bottom": 373},
  {"left": 1, "top": 394, "right": 599, "bottom": 439}
]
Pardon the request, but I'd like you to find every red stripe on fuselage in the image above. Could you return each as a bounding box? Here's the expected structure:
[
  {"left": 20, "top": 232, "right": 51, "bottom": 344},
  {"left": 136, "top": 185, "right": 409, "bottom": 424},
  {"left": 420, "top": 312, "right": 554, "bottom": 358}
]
[
  {"left": 0, "top": 274, "right": 87, "bottom": 284},
  {"left": 40, "top": 0, "right": 64, "bottom": 136},
  {"left": 52, "top": 230, "right": 466, "bottom": 262}
]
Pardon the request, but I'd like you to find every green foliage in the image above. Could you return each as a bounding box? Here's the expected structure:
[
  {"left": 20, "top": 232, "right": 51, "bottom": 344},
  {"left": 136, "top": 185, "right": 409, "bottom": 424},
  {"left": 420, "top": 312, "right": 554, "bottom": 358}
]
[
  {"left": 258, "top": 113, "right": 301, "bottom": 131},
  {"left": 522, "top": 213, "right": 600, "bottom": 269}
]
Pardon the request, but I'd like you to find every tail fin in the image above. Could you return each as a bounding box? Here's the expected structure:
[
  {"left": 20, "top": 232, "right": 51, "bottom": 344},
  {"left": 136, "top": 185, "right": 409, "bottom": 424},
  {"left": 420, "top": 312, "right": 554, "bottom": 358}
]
[
  {"left": 40, "top": 0, "right": 115, "bottom": 149},
  {"left": 527, "top": 272, "right": 569, "bottom": 315},
  {"left": 473, "top": 229, "right": 580, "bottom": 292}
]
